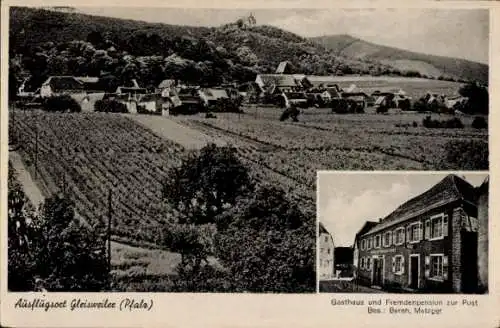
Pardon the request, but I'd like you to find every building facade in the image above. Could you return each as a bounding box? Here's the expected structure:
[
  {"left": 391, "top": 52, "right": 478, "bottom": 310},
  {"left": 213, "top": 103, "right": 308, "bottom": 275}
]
[
  {"left": 355, "top": 175, "right": 486, "bottom": 293},
  {"left": 319, "top": 223, "right": 335, "bottom": 279}
]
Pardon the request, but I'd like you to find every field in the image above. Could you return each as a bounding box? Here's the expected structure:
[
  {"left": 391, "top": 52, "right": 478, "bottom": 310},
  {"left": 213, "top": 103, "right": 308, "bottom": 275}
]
[
  {"left": 173, "top": 107, "right": 488, "bottom": 188},
  {"left": 110, "top": 241, "right": 180, "bottom": 292},
  {"left": 309, "top": 77, "right": 464, "bottom": 100}
]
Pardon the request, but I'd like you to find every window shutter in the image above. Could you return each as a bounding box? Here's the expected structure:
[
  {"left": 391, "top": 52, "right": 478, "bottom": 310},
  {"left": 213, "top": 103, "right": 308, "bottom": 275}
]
[
  {"left": 443, "top": 255, "right": 449, "bottom": 280},
  {"left": 443, "top": 215, "right": 449, "bottom": 237},
  {"left": 406, "top": 225, "right": 410, "bottom": 242},
  {"left": 424, "top": 256, "right": 430, "bottom": 278},
  {"left": 401, "top": 257, "right": 405, "bottom": 274},
  {"left": 392, "top": 257, "right": 396, "bottom": 273},
  {"left": 392, "top": 230, "right": 396, "bottom": 245},
  {"left": 425, "top": 219, "right": 430, "bottom": 239},
  {"left": 418, "top": 222, "right": 423, "bottom": 241},
  {"left": 389, "top": 231, "right": 393, "bottom": 246}
]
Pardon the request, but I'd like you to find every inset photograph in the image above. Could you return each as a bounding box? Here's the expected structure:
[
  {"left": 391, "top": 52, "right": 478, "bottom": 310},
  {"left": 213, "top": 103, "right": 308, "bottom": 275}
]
[{"left": 318, "top": 172, "right": 488, "bottom": 294}]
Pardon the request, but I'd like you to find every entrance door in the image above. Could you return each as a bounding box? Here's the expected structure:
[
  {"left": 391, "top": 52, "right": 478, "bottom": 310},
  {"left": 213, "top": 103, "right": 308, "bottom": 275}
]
[
  {"left": 410, "top": 256, "right": 419, "bottom": 289},
  {"left": 373, "top": 258, "right": 383, "bottom": 286}
]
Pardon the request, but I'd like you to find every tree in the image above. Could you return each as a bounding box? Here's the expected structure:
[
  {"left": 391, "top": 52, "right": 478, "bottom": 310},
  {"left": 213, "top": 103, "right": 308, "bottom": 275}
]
[
  {"left": 8, "top": 165, "right": 39, "bottom": 291},
  {"left": 35, "top": 195, "right": 109, "bottom": 291},
  {"left": 8, "top": 166, "right": 109, "bottom": 291},
  {"left": 214, "top": 185, "right": 315, "bottom": 292},
  {"left": 162, "top": 143, "right": 253, "bottom": 225},
  {"left": 458, "top": 83, "right": 489, "bottom": 114}
]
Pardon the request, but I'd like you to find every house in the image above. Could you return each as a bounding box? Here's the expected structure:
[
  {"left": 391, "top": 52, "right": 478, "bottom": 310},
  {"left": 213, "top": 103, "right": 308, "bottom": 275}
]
[
  {"left": 371, "top": 89, "right": 411, "bottom": 110},
  {"left": 40, "top": 76, "right": 85, "bottom": 98},
  {"left": 157, "top": 79, "right": 177, "bottom": 97},
  {"left": 319, "top": 223, "right": 335, "bottom": 280},
  {"left": 353, "top": 221, "right": 378, "bottom": 271},
  {"left": 255, "top": 74, "right": 305, "bottom": 94},
  {"left": 116, "top": 79, "right": 148, "bottom": 102},
  {"left": 355, "top": 175, "right": 485, "bottom": 293},
  {"left": 477, "top": 177, "right": 488, "bottom": 293}
]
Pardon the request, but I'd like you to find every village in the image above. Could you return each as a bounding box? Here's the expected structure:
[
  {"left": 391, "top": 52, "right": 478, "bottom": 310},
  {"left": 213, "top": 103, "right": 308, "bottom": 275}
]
[{"left": 15, "top": 60, "right": 473, "bottom": 117}]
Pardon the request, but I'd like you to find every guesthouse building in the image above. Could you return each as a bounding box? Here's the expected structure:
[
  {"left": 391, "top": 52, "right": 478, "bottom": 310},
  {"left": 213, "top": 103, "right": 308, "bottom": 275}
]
[{"left": 355, "top": 175, "right": 487, "bottom": 294}]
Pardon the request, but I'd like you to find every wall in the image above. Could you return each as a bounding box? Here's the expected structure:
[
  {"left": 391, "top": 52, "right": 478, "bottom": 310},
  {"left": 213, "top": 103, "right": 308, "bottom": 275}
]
[
  {"left": 357, "top": 203, "right": 467, "bottom": 292},
  {"left": 319, "top": 232, "right": 334, "bottom": 279},
  {"left": 477, "top": 185, "right": 488, "bottom": 293}
]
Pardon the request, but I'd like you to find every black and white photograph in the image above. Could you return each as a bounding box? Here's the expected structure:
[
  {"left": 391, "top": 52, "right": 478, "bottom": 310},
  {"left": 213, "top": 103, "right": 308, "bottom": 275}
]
[
  {"left": 318, "top": 172, "right": 489, "bottom": 294},
  {"left": 6, "top": 6, "right": 488, "bottom": 294}
]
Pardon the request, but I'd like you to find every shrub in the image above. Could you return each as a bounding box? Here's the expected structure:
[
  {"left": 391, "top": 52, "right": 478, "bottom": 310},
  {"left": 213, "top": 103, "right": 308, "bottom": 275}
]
[
  {"left": 472, "top": 116, "right": 488, "bottom": 129},
  {"left": 43, "top": 95, "right": 81, "bottom": 112},
  {"left": 94, "top": 99, "right": 128, "bottom": 113},
  {"left": 422, "top": 116, "right": 463, "bottom": 129},
  {"left": 438, "top": 139, "right": 488, "bottom": 170}
]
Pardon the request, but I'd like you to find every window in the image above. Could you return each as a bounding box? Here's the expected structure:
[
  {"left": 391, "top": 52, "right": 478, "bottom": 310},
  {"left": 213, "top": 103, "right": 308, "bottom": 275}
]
[
  {"left": 320, "top": 259, "right": 323, "bottom": 267},
  {"left": 361, "top": 239, "right": 366, "bottom": 250},
  {"left": 384, "top": 231, "right": 392, "bottom": 247},
  {"left": 393, "top": 255, "right": 404, "bottom": 274},
  {"left": 367, "top": 258, "right": 371, "bottom": 270},
  {"left": 394, "top": 228, "right": 405, "bottom": 245},
  {"left": 368, "top": 237, "right": 373, "bottom": 249},
  {"left": 327, "top": 248, "right": 330, "bottom": 255},
  {"left": 320, "top": 248, "right": 324, "bottom": 254},
  {"left": 361, "top": 257, "right": 365, "bottom": 269},
  {"left": 325, "top": 236, "right": 328, "bottom": 242},
  {"left": 375, "top": 235, "right": 381, "bottom": 248},
  {"left": 430, "top": 255, "right": 443, "bottom": 279},
  {"left": 408, "top": 222, "right": 422, "bottom": 243},
  {"left": 428, "top": 214, "right": 448, "bottom": 240}
]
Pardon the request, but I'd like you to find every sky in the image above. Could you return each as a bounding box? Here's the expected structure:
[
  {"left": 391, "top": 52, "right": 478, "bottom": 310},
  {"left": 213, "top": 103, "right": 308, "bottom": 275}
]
[
  {"left": 317, "top": 172, "right": 488, "bottom": 247},
  {"left": 75, "top": 7, "right": 489, "bottom": 64}
]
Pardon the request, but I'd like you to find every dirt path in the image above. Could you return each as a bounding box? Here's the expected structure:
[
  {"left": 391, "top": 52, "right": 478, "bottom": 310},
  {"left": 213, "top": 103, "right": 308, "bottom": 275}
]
[
  {"left": 126, "top": 114, "right": 226, "bottom": 150},
  {"left": 9, "top": 151, "right": 92, "bottom": 229},
  {"left": 9, "top": 151, "right": 45, "bottom": 210}
]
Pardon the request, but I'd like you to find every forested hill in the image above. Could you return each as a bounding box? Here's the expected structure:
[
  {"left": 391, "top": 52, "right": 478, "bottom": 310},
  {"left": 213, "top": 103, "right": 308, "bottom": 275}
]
[
  {"left": 311, "top": 34, "right": 488, "bottom": 84},
  {"left": 9, "top": 7, "right": 483, "bottom": 95}
]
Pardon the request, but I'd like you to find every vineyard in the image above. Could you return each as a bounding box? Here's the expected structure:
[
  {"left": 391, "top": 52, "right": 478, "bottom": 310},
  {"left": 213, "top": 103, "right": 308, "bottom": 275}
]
[
  {"left": 9, "top": 110, "right": 318, "bottom": 247},
  {"left": 10, "top": 111, "right": 186, "bottom": 245}
]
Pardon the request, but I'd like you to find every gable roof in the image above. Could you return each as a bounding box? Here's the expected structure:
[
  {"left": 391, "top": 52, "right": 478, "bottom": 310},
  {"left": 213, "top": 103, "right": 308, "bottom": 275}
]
[
  {"left": 275, "top": 61, "right": 290, "bottom": 74},
  {"left": 319, "top": 222, "right": 330, "bottom": 234},
  {"left": 75, "top": 76, "right": 99, "bottom": 84},
  {"left": 42, "top": 76, "right": 84, "bottom": 91},
  {"left": 362, "top": 175, "right": 476, "bottom": 236},
  {"left": 203, "top": 88, "right": 229, "bottom": 100},
  {"left": 158, "top": 79, "right": 176, "bottom": 88},
  {"left": 256, "top": 74, "right": 305, "bottom": 88}
]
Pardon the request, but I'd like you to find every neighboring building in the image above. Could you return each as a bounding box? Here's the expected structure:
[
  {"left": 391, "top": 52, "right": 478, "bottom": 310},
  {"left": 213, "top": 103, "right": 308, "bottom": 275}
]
[
  {"left": 319, "top": 223, "right": 335, "bottom": 279},
  {"left": 371, "top": 88, "right": 411, "bottom": 110},
  {"left": 353, "top": 221, "right": 378, "bottom": 270},
  {"left": 40, "top": 76, "right": 85, "bottom": 98},
  {"left": 477, "top": 177, "right": 489, "bottom": 293},
  {"left": 355, "top": 175, "right": 484, "bottom": 293}
]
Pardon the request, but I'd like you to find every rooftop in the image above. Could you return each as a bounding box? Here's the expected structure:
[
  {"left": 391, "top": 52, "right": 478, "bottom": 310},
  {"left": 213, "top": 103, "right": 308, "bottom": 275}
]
[{"left": 361, "top": 174, "right": 476, "bottom": 236}]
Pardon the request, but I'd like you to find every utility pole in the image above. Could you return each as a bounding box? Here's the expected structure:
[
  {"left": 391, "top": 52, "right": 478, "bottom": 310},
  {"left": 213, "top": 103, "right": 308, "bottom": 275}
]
[
  {"left": 34, "top": 113, "right": 39, "bottom": 179},
  {"left": 107, "top": 189, "right": 112, "bottom": 278}
]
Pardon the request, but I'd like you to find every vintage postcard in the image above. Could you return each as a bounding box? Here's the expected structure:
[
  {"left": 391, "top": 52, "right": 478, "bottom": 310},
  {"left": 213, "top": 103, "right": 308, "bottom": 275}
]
[{"left": 0, "top": 1, "right": 498, "bottom": 327}]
